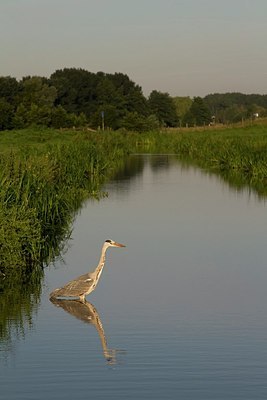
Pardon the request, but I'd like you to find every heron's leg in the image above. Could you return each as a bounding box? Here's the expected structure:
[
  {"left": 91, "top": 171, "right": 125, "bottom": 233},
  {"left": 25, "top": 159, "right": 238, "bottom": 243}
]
[{"left": 79, "top": 295, "right": 86, "bottom": 303}]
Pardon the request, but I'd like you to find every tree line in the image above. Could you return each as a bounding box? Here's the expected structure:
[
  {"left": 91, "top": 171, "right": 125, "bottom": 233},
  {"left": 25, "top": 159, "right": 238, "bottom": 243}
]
[{"left": 0, "top": 68, "right": 267, "bottom": 131}]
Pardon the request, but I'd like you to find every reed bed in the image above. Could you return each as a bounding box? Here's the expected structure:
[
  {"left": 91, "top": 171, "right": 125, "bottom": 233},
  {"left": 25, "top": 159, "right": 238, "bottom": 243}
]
[
  {"left": 1, "top": 124, "right": 267, "bottom": 277},
  {"left": 0, "top": 129, "right": 131, "bottom": 276},
  {"left": 135, "top": 125, "right": 267, "bottom": 194},
  {"left": 2, "top": 124, "right": 267, "bottom": 348}
]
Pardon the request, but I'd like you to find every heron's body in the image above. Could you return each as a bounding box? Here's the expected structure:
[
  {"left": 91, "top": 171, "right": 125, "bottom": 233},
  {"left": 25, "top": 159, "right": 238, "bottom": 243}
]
[{"left": 49, "top": 239, "right": 125, "bottom": 301}]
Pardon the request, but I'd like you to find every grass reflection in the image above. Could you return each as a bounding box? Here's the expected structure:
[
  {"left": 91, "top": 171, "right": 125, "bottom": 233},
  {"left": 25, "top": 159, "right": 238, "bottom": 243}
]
[{"left": 0, "top": 268, "right": 43, "bottom": 351}]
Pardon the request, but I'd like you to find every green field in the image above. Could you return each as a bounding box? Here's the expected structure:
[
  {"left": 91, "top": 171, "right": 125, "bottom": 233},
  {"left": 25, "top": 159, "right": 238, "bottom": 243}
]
[{"left": 0, "top": 124, "right": 267, "bottom": 277}]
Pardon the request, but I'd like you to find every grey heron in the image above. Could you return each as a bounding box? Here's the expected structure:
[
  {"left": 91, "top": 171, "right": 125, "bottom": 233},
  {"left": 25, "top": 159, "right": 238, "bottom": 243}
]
[{"left": 49, "top": 239, "right": 126, "bottom": 301}]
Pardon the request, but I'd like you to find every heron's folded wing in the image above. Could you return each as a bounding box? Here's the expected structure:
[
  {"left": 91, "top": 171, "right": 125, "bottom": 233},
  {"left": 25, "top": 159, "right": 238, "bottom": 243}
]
[{"left": 59, "top": 274, "right": 93, "bottom": 297}]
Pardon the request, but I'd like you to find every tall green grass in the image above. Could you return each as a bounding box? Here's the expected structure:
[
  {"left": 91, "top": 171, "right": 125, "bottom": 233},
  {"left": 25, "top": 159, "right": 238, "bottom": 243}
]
[
  {"left": 0, "top": 129, "right": 131, "bottom": 276},
  {"left": 1, "top": 124, "right": 267, "bottom": 278},
  {"left": 0, "top": 128, "right": 133, "bottom": 347},
  {"left": 135, "top": 125, "right": 267, "bottom": 195},
  {"left": 1, "top": 124, "right": 267, "bottom": 347}
]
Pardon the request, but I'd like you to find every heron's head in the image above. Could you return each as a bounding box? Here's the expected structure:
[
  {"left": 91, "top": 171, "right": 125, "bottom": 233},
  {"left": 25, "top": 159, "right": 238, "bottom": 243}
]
[{"left": 105, "top": 239, "right": 126, "bottom": 248}]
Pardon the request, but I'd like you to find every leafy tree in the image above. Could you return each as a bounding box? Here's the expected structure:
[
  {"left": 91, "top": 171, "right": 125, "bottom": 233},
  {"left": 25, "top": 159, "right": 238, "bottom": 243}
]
[
  {"left": 148, "top": 90, "right": 178, "bottom": 127},
  {"left": 0, "top": 98, "right": 14, "bottom": 130},
  {"left": 0, "top": 76, "right": 21, "bottom": 105},
  {"left": 3, "top": 68, "right": 267, "bottom": 131},
  {"left": 9, "top": 76, "right": 58, "bottom": 128},
  {"left": 96, "top": 78, "right": 118, "bottom": 105},
  {"left": 125, "top": 86, "right": 150, "bottom": 116},
  {"left": 12, "top": 104, "right": 52, "bottom": 127},
  {"left": 12, "top": 104, "right": 27, "bottom": 128},
  {"left": 184, "top": 97, "right": 211, "bottom": 126},
  {"left": 172, "top": 97, "right": 192, "bottom": 126},
  {"left": 19, "top": 76, "right": 57, "bottom": 108},
  {"left": 121, "top": 112, "right": 160, "bottom": 132},
  {"left": 95, "top": 78, "right": 126, "bottom": 124},
  {"left": 50, "top": 69, "right": 150, "bottom": 128},
  {"left": 73, "top": 112, "right": 87, "bottom": 127},
  {"left": 50, "top": 106, "right": 86, "bottom": 128},
  {"left": 50, "top": 105, "right": 69, "bottom": 128},
  {"left": 26, "top": 104, "right": 52, "bottom": 126},
  {"left": 223, "top": 105, "right": 247, "bottom": 123},
  {"left": 108, "top": 72, "right": 149, "bottom": 115},
  {"left": 108, "top": 72, "right": 134, "bottom": 95},
  {"left": 50, "top": 68, "right": 99, "bottom": 117},
  {"left": 204, "top": 92, "right": 267, "bottom": 123},
  {"left": 91, "top": 105, "right": 121, "bottom": 130}
]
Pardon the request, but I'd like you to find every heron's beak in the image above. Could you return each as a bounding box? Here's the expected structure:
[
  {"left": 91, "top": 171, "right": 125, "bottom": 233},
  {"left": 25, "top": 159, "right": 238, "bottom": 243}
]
[{"left": 114, "top": 242, "right": 126, "bottom": 248}]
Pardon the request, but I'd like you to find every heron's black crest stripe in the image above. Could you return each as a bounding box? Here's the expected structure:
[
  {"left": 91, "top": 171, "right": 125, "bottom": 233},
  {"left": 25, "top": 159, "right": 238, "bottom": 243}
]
[{"left": 105, "top": 239, "right": 112, "bottom": 243}]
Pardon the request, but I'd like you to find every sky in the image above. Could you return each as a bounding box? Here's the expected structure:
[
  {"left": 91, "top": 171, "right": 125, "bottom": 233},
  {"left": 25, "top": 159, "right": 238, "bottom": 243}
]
[{"left": 1, "top": 0, "right": 267, "bottom": 97}]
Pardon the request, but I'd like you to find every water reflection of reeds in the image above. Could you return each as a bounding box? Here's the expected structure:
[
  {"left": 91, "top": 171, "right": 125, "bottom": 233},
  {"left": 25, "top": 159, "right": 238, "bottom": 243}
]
[{"left": 0, "top": 269, "right": 43, "bottom": 352}]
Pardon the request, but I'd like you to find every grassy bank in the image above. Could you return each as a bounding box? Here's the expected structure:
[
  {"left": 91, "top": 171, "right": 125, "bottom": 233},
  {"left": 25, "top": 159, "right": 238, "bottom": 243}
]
[
  {"left": 1, "top": 124, "right": 267, "bottom": 276},
  {"left": 1, "top": 124, "right": 267, "bottom": 346},
  {"left": 0, "top": 128, "right": 132, "bottom": 276},
  {"left": 136, "top": 124, "right": 267, "bottom": 195}
]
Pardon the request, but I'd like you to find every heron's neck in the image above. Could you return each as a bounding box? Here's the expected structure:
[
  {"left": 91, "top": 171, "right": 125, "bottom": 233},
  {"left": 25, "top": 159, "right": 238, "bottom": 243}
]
[{"left": 95, "top": 244, "right": 108, "bottom": 279}]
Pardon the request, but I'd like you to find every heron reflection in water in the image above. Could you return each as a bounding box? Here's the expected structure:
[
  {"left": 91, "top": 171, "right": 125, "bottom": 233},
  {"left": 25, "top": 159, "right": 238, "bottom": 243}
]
[
  {"left": 50, "top": 240, "right": 126, "bottom": 301},
  {"left": 50, "top": 298, "right": 124, "bottom": 364}
]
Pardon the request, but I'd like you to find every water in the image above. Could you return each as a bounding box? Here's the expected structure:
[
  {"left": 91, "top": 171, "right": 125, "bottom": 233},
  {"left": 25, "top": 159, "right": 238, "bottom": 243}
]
[{"left": 1, "top": 155, "right": 267, "bottom": 399}]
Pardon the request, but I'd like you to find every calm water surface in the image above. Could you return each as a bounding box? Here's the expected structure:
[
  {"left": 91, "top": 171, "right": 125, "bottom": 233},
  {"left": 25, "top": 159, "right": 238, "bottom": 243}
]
[{"left": 1, "top": 155, "right": 267, "bottom": 399}]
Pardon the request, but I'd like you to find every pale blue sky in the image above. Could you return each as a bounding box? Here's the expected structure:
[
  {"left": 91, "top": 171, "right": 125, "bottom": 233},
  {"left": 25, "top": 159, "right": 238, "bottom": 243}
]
[{"left": 1, "top": 0, "right": 267, "bottom": 96}]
